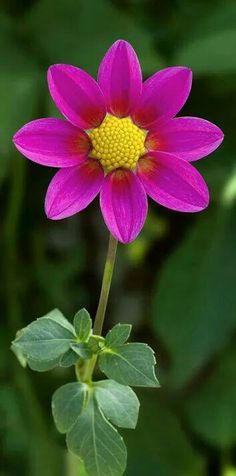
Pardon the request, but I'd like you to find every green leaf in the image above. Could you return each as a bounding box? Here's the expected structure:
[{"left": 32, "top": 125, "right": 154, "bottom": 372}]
[
  {"left": 74, "top": 308, "right": 92, "bottom": 341},
  {"left": 52, "top": 383, "right": 87, "bottom": 434},
  {"left": 45, "top": 309, "right": 76, "bottom": 335},
  {"left": 13, "top": 309, "right": 75, "bottom": 363},
  {"left": 52, "top": 381, "right": 128, "bottom": 475},
  {"left": 99, "top": 343, "right": 159, "bottom": 388},
  {"left": 87, "top": 335, "right": 105, "bottom": 354},
  {"left": 105, "top": 324, "right": 132, "bottom": 347},
  {"left": 11, "top": 344, "right": 27, "bottom": 368},
  {"left": 152, "top": 208, "right": 236, "bottom": 388},
  {"left": 28, "top": 358, "right": 59, "bottom": 372},
  {"left": 95, "top": 380, "right": 139, "bottom": 429},
  {"left": 66, "top": 396, "right": 127, "bottom": 476},
  {"left": 29, "top": 0, "right": 163, "bottom": 77},
  {"left": 185, "top": 347, "right": 236, "bottom": 448},
  {"left": 70, "top": 342, "right": 93, "bottom": 360},
  {"left": 13, "top": 334, "right": 80, "bottom": 372},
  {"left": 60, "top": 349, "right": 80, "bottom": 368},
  {"left": 175, "top": 29, "right": 236, "bottom": 74}
]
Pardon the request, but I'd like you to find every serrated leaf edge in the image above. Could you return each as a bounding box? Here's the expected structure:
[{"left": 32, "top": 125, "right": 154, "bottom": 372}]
[
  {"left": 99, "top": 343, "right": 160, "bottom": 388},
  {"left": 94, "top": 381, "right": 140, "bottom": 429}
]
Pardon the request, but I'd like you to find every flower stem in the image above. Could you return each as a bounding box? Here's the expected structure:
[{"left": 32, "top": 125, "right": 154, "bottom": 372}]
[
  {"left": 78, "top": 233, "right": 118, "bottom": 383},
  {"left": 93, "top": 233, "right": 118, "bottom": 336}
]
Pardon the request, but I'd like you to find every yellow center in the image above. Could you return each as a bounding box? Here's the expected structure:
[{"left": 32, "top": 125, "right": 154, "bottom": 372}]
[{"left": 88, "top": 115, "right": 146, "bottom": 172}]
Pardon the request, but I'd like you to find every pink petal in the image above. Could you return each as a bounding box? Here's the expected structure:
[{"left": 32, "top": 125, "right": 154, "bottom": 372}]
[
  {"left": 137, "top": 151, "right": 209, "bottom": 212},
  {"left": 13, "top": 118, "right": 90, "bottom": 167},
  {"left": 146, "top": 117, "right": 224, "bottom": 161},
  {"left": 133, "top": 67, "right": 192, "bottom": 128},
  {"left": 48, "top": 64, "right": 106, "bottom": 129},
  {"left": 98, "top": 40, "right": 142, "bottom": 118},
  {"left": 100, "top": 169, "right": 147, "bottom": 244},
  {"left": 45, "top": 159, "right": 104, "bottom": 220}
]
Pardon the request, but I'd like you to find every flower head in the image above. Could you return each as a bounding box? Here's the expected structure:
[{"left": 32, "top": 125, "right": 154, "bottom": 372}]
[{"left": 13, "top": 40, "right": 224, "bottom": 244}]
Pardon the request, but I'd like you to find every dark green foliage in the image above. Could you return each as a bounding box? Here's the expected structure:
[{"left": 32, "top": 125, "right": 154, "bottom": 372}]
[{"left": 12, "top": 311, "right": 157, "bottom": 475}]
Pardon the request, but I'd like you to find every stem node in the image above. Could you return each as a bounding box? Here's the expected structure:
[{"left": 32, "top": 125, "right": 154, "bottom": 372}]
[{"left": 76, "top": 233, "right": 118, "bottom": 383}]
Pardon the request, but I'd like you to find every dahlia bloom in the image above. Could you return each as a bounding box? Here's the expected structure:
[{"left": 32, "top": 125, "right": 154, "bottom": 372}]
[{"left": 13, "top": 40, "right": 223, "bottom": 244}]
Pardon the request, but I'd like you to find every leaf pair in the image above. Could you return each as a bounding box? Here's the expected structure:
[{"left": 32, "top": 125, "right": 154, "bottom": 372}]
[
  {"left": 12, "top": 308, "right": 92, "bottom": 371},
  {"left": 99, "top": 323, "right": 159, "bottom": 388},
  {"left": 12, "top": 309, "right": 159, "bottom": 388},
  {"left": 12, "top": 307, "right": 160, "bottom": 476},
  {"left": 52, "top": 379, "right": 139, "bottom": 476}
]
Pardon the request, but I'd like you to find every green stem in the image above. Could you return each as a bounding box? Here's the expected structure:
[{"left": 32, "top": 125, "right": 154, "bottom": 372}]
[
  {"left": 78, "top": 233, "right": 118, "bottom": 383},
  {"left": 93, "top": 233, "right": 118, "bottom": 335}
]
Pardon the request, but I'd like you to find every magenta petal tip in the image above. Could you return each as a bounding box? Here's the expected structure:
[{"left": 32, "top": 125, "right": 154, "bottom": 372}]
[
  {"left": 133, "top": 66, "right": 193, "bottom": 128},
  {"left": 48, "top": 63, "right": 106, "bottom": 129},
  {"left": 98, "top": 39, "right": 142, "bottom": 118},
  {"left": 100, "top": 169, "right": 148, "bottom": 244},
  {"left": 13, "top": 118, "right": 91, "bottom": 167},
  {"left": 137, "top": 152, "right": 210, "bottom": 213},
  {"left": 45, "top": 160, "right": 104, "bottom": 220},
  {"left": 146, "top": 116, "right": 224, "bottom": 161}
]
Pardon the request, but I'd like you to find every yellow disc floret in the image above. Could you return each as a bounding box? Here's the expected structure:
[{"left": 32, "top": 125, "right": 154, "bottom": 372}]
[{"left": 88, "top": 115, "right": 146, "bottom": 172}]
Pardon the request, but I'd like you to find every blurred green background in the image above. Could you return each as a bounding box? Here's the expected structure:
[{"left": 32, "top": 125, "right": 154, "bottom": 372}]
[{"left": 0, "top": 0, "right": 235, "bottom": 475}]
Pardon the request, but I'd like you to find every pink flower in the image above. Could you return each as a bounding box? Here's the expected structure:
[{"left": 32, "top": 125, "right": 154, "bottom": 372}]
[{"left": 13, "top": 40, "right": 224, "bottom": 244}]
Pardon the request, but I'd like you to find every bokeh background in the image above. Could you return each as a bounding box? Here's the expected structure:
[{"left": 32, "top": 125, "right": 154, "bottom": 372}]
[{"left": 0, "top": 0, "right": 236, "bottom": 475}]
